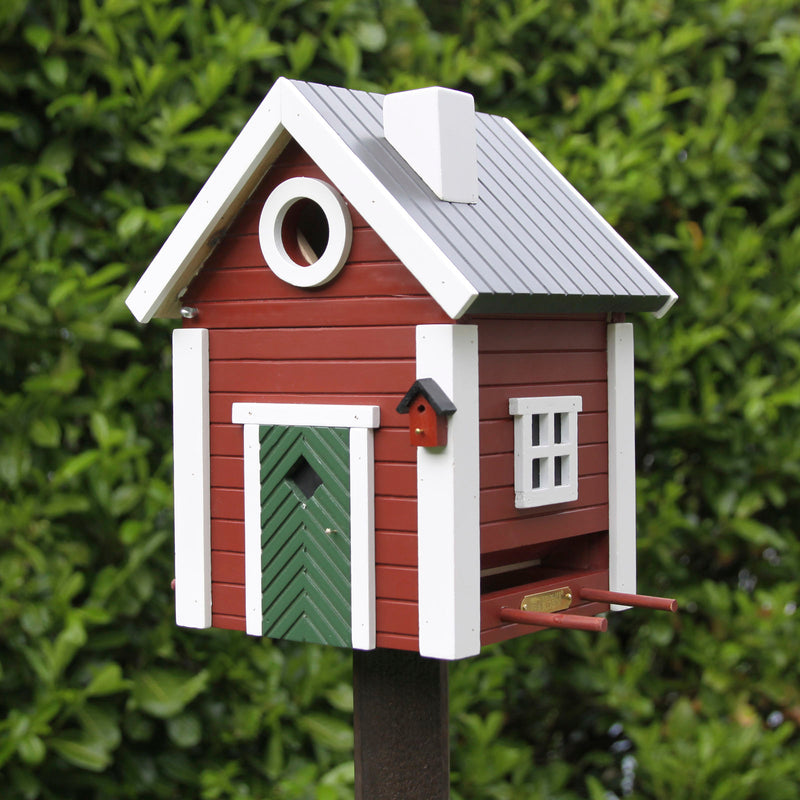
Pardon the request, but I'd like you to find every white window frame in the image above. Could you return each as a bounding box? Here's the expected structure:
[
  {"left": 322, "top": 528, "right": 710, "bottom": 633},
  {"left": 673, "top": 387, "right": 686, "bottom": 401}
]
[
  {"left": 509, "top": 396, "right": 582, "bottom": 509},
  {"left": 231, "top": 402, "right": 379, "bottom": 649}
]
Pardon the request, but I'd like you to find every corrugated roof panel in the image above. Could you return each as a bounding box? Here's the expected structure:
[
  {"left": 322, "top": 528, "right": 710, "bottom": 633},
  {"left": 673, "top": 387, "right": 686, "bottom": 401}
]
[
  {"left": 497, "top": 116, "right": 665, "bottom": 297},
  {"left": 298, "top": 83, "right": 516, "bottom": 292},
  {"left": 475, "top": 117, "right": 588, "bottom": 296},
  {"left": 297, "top": 82, "right": 529, "bottom": 295},
  {"left": 290, "top": 80, "right": 671, "bottom": 310},
  {"left": 479, "top": 114, "right": 630, "bottom": 297}
]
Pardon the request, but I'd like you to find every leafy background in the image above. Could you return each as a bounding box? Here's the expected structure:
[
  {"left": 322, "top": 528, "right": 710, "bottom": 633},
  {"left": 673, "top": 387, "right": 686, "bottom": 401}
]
[{"left": 2, "top": 0, "right": 800, "bottom": 797}]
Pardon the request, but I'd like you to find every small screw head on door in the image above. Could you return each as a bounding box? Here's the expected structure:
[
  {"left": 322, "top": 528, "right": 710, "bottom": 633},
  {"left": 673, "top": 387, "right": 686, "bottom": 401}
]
[{"left": 324, "top": 528, "right": 337, "bottom": 535}]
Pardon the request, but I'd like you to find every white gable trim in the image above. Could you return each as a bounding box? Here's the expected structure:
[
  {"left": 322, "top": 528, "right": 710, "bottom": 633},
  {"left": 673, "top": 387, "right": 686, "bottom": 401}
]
[
  {"left": 283, "top": 86, "right": 478, "bottom": 318},
  {"left": 416, "top": 324, "right": 480, "bottom": 660},
  {"left": 236, "top": 402, "right": 379, "bottom": 649},
  {"left": 126, "top": 78, "right": 478, "bottom": 324},
  {"left": 127, "top": 92, "right": 286, "bottom": 323}
]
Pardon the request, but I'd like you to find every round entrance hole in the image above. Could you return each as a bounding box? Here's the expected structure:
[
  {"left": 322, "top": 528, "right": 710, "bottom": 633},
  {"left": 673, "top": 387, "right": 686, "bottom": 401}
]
[
  {"left": 281, "top": 198, "right": 330, "bottom": 266},
  {"left": 258, "top": 177, "right": 353, "bottom": 288}
]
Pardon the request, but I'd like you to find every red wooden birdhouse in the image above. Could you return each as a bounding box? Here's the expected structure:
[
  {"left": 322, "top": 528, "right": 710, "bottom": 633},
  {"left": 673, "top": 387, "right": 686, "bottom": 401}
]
[
  {"left": 127, "top": 79, "right": 677, "bottom": 660},
  {"left": 397, "top": 378, "right": 456, "bottom": 448}
]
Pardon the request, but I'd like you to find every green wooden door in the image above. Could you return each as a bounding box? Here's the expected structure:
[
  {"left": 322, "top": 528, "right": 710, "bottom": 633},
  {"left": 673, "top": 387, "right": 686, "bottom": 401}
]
[{"left": 259, "top": 424, "right": 351, "bottom": 647}]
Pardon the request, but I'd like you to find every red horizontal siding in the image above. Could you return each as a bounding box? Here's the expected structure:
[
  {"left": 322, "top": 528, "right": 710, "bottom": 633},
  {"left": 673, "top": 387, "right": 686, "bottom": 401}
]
[
  {"left": 377, "top": 599, "right": 418, "bottom": 636},
  {"left": 192, "top": 253, "right": 429, "bottom": 297},
  {"left": 184, "top": 297, "right": 448, "bottom": 329},
  {"left": 375, "top": 462, "right": 416, "bottom": 497},
  {"left": 211, "top": 550, "right": 244, "bottom": 583},
  {"left": 375, "top": 497, "right": 417, "bottom": 532},
  {"left": 376, "top": 633, "right": 419, "bottom": 651},
  {"left": 211, "top": 519, "right": 244, "bottom": 551},
  {"left": 211, "top": 360, "right": 414, "bottom": 394},
  {"left": 212, "top": 614, "right": 247, "bottom": 632},
  {"left": 480, "top": 382, "right": 607, "bottom": 418},
  {"left": 180, "top": 139, "right": 439, "bottom": 641},
  {"left": 474, "top": 316, "right": 610, "bottom": 649},
  {"left": 480, "top": 352, "right": 606, "bottom": 385},
  {"left": 481, "top": 506, "right": 609, "bottom": 553},
  {"left": 480, "top": 474, "right": 608, "bottom": 525},
  {"left": 209, "top": 326, "right": 416, "bottom": 360},
  {"left": 375, "top": 531, "right": 417, "bottom": 566},
  {"left": 476, "top": 317, "right": 606, "bottom": 352},
  {"left": 211, "top": 456, "right": 243, "bottom": 489},
  {"left": 376, "top": 565, "right": 418, "bottom": 601},
  {"left": 212, "top": 582, "right": 246, "bottom": 615}
]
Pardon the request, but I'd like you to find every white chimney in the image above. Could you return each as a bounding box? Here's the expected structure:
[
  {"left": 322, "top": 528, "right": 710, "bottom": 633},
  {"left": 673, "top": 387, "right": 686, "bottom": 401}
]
[{"left": 383, "top": 86, "right": 479, "bottom": 204}]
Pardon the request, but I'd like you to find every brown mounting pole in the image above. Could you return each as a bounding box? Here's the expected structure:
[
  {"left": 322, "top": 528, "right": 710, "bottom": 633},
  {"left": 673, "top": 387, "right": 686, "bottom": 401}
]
[
  {"left": 577, "top": 588, "right": 678, "bottom": 612},
  {"left": 499, "top": 608, "right": 608, "bottom": 632},
  {"left": 353, "top": 648, "right": 450, "bottom": 800}
]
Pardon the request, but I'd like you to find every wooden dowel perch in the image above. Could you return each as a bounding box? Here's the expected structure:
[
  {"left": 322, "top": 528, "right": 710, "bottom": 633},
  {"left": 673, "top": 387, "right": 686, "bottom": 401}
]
[
  {"left": 500, "top": 608, "right": 608, "bottom": 632},
  {"left": 578, "top": 588, "right": 678, "bottom": 612}
]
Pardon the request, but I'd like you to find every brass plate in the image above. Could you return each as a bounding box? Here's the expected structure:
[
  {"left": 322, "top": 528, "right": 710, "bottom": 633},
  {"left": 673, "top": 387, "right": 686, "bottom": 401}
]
[{"left": 520, "top": 587, "right": 573, "bottom": 614}]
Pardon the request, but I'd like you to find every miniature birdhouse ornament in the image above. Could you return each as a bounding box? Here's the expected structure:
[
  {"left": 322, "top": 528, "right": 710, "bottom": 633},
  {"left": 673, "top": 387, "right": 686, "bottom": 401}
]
[
  {"left": 397, "top": 378, "right": 456, "bottom": 448},
  {"left": 127, "top": 78, "right": 677, "bottom": 661}
]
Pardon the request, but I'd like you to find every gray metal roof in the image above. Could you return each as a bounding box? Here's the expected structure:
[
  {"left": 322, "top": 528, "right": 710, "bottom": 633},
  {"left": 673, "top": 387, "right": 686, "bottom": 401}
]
[{"left": 291, "top": 80, "right": 673, "bottom": 314}]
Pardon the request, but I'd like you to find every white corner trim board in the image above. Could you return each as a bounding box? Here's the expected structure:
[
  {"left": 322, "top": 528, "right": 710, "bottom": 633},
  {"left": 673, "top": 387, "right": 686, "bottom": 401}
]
[
  {"left": 172, "top": 328, "right": 211, "bottom": 628},
  {"left": 607, "top": 322, "right": 637, "bottom": 610},
  {"left": 236, "top": 402, "right": 379, "bottom": 648},
  {"left": 416, "top": 324, "right": 481, "bottom": 660}
]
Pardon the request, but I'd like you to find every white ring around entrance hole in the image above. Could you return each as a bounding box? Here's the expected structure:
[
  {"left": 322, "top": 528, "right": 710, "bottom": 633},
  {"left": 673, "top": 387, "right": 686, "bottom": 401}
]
[{"left": 258, "top": 177, "right": 353, "bottom": 288}]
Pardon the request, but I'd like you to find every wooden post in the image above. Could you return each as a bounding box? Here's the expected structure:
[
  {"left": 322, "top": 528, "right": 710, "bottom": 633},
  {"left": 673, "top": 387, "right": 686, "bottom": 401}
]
[{"left": 353, "top": 648, "right": 449, "bottom": 799}]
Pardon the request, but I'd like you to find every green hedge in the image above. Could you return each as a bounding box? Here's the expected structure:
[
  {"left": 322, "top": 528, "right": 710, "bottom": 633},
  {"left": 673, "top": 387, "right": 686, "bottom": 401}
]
[{"left": 1, "top": 0, "right": 799, "bottom": 797}]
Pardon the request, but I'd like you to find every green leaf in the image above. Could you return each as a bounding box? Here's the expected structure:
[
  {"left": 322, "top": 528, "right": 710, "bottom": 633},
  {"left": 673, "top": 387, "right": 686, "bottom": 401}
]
[
  {"left": 166, "top": 713, "right": 202, "bottom": 748},
  {"left": 29, "top": 418, "right": 62, "bottom": 448},
  {"left": 53, "top": 450, "right": 101, "bottom": 484},
  {"left": 49, "top": 737, "right": 112, "bottom": 772},
  {"left": 42, "top": 57, "right": 68, "bottom": 86},
  {"left": 24, "top": 24, "right": 53, "bottom": 53},
  {"left": 296, "top": 713, "right": 353, "bottom": 751},
  {"left": 131, "top": 668, "right": 210, "bottom": 718},
  {"left": 117, "top": 207, "right": 147, "bottom": 240},
  {"left": 85, "top": 663, "right": 130, "bottom": 697},
  {"left": 17, "top": 735, "right": 45, "bottom": 765}
]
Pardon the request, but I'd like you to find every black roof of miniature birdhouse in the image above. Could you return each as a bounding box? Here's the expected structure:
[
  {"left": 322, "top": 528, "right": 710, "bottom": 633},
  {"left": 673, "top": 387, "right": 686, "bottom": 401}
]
[{"left": 397, "top": 379, "right": 457, "bottom": 416}]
